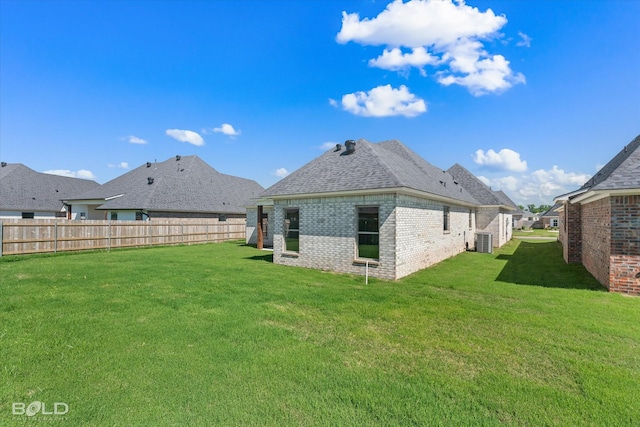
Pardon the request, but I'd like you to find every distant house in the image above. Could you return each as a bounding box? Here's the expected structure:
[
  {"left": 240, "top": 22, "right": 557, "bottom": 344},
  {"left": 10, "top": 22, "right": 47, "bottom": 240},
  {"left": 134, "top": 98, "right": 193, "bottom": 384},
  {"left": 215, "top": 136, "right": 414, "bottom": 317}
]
[
  {"left": 63, "top": 155, "right": 263, "bottom": 221},
  {"left": 555, "top": 135, "right": 640, "bottom": 295},
  {"left": 540, "top": 202, "right": 562, "bottom": 229},
  {"left": 0, "top": 162, "right": 99, "bottom": 219},
  {"left": 247, "top": 139, "right": 516, "bottom": 280}
]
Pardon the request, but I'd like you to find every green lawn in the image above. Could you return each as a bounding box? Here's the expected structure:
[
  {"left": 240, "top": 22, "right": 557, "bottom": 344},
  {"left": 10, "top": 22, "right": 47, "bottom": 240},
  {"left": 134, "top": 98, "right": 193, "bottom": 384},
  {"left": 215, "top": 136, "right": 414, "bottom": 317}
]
[
  {"left": 513, "top": 228, "right": 559, "bottom": 237},
  {"left": 1, "top": 240, "right": 639, "bottom": 426}
]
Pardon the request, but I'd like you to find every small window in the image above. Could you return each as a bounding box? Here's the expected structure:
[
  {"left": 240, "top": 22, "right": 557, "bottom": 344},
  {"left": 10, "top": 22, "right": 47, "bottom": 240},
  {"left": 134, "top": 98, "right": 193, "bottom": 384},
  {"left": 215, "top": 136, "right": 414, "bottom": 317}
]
[
  {"left": 284, "top": 209, "right": 299, "bottom": 252},
  {"left": 135, "top": 211, "right": 143, "bottom": 221},
  {"left": 55, "top": 211, "right": 66, "bottom": 218},
  {"left": 22, "top": 212, "right": 34, "bottom": 219},
  {"left": 443, "top": 206, "right": 450, "bottom": 232},
  {"left": 111, "top": 212, "right": 118, "bottom": 221},
  {"left": 219, "top": 214, "right": 227, "bottom": 222},
  {"left": 357, "top": 207, "right": 379, "bottom": 259},
  {"left": 552, "top": 218, "right": 558, "bottom": 228},
  {"left": 80, "top": 212, "right": 86, "bottom": 220}
]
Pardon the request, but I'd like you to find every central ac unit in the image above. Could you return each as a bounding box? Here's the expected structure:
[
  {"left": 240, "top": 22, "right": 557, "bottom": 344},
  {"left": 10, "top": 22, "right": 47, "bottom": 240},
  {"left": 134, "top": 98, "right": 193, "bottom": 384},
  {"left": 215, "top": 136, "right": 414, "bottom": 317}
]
[{"left": 476, "top": 232, "right": 493, "bottom": 253}]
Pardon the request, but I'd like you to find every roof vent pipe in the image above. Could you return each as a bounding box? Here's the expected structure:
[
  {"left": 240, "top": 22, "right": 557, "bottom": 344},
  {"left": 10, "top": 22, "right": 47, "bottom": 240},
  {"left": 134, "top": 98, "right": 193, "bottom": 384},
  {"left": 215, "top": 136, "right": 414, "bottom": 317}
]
[
  {"left": 146, "top": 162, "right": 151, "bottom": 168},
  {"left": 1, "top": 162, "right": 6, "bottom": 167},
  {"left": 344, "top": 140, "right": 356, "bottom": 155},
  {"left": 148, "top": 177, "right": 154, "bottom": 185},
  {"left": 176, "top": 155, "right": 181, "bottom": 161},
  {"left": 335, "top": 144, "right": 342, "bottom": 151}
]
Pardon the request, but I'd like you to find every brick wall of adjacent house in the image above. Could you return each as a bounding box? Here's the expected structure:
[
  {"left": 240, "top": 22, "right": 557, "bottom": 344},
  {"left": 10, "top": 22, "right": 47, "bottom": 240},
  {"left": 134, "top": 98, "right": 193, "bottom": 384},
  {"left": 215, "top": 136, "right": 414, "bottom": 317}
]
[
  {"left": 394, "top": 194, "right": 475, "bottom": 279},
  {"left": 609, "top": 195, "right": 640, "bottom": 294},
  {"left": 580, "top": 197, "right": 611, "bottom": 288},
  {"left": 562, "top": 201, "right": 582, "bottom": 263},
  {"left": 269, "top": 193, "right": 476, "bottom": 280}
]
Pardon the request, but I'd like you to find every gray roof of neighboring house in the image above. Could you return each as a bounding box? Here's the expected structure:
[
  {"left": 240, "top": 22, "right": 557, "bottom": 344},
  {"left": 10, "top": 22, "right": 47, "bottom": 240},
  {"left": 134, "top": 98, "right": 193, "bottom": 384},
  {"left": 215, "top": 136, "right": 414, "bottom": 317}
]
[
  {"left": 66, "top": 155, "right": 264, "bottom": 214},
  {"left": 0, "top": 163, "right": 99, "bottom": 212},
  {"left": 447, "top": 163, "right": 517, "bottom": 209},
  {"left": 261, "top": 139, "right": 479, "bottom": 205},
  {"left": 540, "top": 202, "right": 563, "bottom": 218},
  {"left": 580, "top": 134, "right": 640, "bottom": 191}
]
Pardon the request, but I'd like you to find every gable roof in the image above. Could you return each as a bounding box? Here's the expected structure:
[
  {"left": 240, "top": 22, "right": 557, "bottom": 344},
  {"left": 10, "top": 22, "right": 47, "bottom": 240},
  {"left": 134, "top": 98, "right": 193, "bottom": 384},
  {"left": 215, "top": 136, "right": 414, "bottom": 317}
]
[
  {"left": 540, "top": 202, "right": 563, "bottom": 218},
  {"left": 447, "top": 163, "right": 517, "bottom": 210},
  {"left": 581, "top": 135, "right": 640, "bottom": 191},
  {"left": 261, "top": 139, "right": 479, "bottom": 205},
  {"left": 0, "top": 163, "right": 99, "bottom": 212},
  {"left": 66, "top": 155, "right": 263, "bottom": 214}
]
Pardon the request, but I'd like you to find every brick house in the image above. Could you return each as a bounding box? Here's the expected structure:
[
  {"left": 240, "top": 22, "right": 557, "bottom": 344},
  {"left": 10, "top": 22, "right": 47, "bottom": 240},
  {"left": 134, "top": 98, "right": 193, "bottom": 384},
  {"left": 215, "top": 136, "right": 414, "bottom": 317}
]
[
  {"left": 555, "top": 135, "right": 640, "bottom": 295},
  {"left": 247, "top": 139, "right": 516, "bottom": 280},
  {"left": 540, "top": 202, "right": 562, "bottom": 229}
]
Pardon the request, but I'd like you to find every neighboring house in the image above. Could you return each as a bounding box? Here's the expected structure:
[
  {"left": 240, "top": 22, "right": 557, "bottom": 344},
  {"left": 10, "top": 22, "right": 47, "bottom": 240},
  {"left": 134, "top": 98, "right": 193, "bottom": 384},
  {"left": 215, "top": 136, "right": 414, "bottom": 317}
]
[
  {"left": 63, "top": 155, "right": 264, "bottom": 221},
  {"left": 0, "top": 162, "right": 99, "bottom": 219},
  {"left": 540, "top": 202, "right": 562, "bottom": 229},
  {"left": 512, "top": 208, "right": 526, "bottom": 228},
  {"left": 247, "top": 139, "right": 516, "bottom": 280},
  {"left": 555, "top": 135, "right": 640, "bottom": 295}
]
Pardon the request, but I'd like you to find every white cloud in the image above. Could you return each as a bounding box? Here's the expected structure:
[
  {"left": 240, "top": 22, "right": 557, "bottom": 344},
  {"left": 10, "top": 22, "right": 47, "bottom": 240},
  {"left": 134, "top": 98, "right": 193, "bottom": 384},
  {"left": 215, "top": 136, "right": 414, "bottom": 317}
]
[
  {"left": 336, "top": 0, "right": 524, "bottom": 95},
  {"left": 44, "top": 169, "right": 97, "bottom": 180},
  {"left": 516, "top": 31, "right": 532, "bottom": 47},
  {"left": 341, "top": 84, "right": 427, "bottom": 117},
  {"left": 328, "top": 98, "right": 339, "bottom": 107},
  {"left": 273, "top": 168, "right": 289, "bottom": 178},
  {"left": 108, "top": 162, "right": 129, "bottom": 169},
  {"left": 213, "top": 123, "right": 241, "bottom": 137},
  {"left": 165, "top": 129, "right": 205, "bottom": 146},
  {"left": 122, "top": 135, "right": 147, "bottom": 144},
  {"left": 481, "top": 165, "right": 591, "bottom": 206},
  {"left": 369, "top": 47, "right": 439, "bottom": 75},
  {"left": 473, "top": 148, "right": 527, "bottom": 172},
  {"left": 319, "top": 141, "right": 339, "bottom": 150}
]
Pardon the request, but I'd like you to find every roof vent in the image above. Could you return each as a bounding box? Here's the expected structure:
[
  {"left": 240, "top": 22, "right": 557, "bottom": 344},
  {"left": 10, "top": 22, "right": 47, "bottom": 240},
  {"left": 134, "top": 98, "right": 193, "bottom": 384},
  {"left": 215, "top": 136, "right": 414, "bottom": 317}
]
[
  {"left": 176, "top": 155, "right": 181, "bottom": 161},
  {"left": 148, "top": 177, "right": 154, "bottom": 185},
  {"left": 335, "top": 144, "right": 342, "bottom": 151},
  {"left": 146, "top": 162, "right": 151, "bottom": 168},
  {"left": 0, "top": 162, "right": 6, "bottom": 167},
  {"left": 344, "top": 140, "right": 356, "bottom": 155}
]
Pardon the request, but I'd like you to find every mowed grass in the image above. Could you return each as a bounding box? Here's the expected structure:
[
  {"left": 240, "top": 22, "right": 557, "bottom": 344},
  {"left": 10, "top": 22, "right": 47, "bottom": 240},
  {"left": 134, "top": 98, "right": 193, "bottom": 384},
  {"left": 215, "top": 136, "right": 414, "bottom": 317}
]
[{"left": 1, "top": 240, "right": 639, "bottom": 426}]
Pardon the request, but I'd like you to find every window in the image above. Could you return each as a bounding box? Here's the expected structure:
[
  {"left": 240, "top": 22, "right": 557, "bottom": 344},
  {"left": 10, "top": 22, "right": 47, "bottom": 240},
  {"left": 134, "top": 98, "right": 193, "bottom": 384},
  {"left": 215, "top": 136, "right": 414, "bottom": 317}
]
[
  {"left": 357, "top": 207, "right": 379, "bottom": 259},
  {"left": 110, "top": 212, "right": 118, "bottom": 221},
  {"left": 219, "top": 214, "right": 227, "bottom": 222},
  {"left": 443, "top": 206, "right": 450, "bottom": 232},
  {"left": 135, "top": 211, "right": 143, "bottom": 221},
  {"left": 552, "top": 218, "right": 558, "bottom": 228},
  {"left": 22, "top": 212, "right": 34, "bottom": 219},
  {"left": 55, "top": 211, "right": 66, "bottom": 218},
  {"left": 284, "top": 209, "right": 299, "bottom": 252}
]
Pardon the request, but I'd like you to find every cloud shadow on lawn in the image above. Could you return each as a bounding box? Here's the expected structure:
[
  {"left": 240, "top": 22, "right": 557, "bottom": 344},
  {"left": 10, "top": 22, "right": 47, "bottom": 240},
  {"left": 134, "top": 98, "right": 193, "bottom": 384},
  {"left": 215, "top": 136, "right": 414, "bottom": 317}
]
[{"left": 495, "top": 241, "right": 606, "bottom": 291}]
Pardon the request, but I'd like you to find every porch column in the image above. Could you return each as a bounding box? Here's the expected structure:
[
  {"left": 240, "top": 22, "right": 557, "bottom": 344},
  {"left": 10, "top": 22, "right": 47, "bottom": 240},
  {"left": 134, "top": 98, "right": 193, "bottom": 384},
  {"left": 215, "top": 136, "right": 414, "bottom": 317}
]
[{"left": 257, "top": 205, "right": 264, "bottom": 250}]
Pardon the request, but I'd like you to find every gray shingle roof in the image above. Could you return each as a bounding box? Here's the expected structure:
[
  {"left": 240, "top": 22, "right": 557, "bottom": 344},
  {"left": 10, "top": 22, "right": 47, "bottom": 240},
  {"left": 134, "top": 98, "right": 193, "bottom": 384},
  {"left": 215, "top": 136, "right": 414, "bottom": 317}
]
[
  {"left": 540, "top": 202, "right": 562, "bottom": 218},
  {"left": 67, "top": 156, "right": 264, "bottom": 214},
  {"left": 447, "top": 163, "right": 517, "bottom": 209},
  {"left": 581, "top": 135, "right": 640, "bottom": 191},
  {"left": 0, "top": 163, "right": 99, "bottom": 212},
  {"left": 262, "top": 139, "right": 479, "bottom": 204}
]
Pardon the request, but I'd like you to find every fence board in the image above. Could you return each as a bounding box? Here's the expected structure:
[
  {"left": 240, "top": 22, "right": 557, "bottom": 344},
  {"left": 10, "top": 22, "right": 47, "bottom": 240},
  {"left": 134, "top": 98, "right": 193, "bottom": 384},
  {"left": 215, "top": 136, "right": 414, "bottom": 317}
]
[{"left": 0, "top": 218, "right": 246, "bottom": 256}]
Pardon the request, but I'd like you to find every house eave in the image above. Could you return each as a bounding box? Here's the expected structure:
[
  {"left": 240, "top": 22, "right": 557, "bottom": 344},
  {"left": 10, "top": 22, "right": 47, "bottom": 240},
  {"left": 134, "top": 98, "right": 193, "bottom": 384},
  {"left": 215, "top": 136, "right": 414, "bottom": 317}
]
[
  {"left": 570, "top": 188, "right": 640, "bottom": 204},
  {"left": 261, "top": 187, "right": 479, "bottom": 208}
]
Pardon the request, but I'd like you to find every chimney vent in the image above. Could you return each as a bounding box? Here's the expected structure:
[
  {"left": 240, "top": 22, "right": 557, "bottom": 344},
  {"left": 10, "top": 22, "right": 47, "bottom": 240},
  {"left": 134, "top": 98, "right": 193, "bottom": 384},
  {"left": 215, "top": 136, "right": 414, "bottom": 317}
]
[
  {"left": 335, "top": 144, "right": 342, "bottom": 151},
  {"left": 146, "top": 162, "right": 151, "bottom": 168},
  {"left": 176, "top": 155, "right": 181, "bottom": 161},
  {"left": 1, "top": 162, "right": 6, "bottom": 167},
  {"left": 148, "top": 177, "right": 154, "bottom": 185},
  {"left": 344, "top": 140, "right": 356, "bottom": 155}
]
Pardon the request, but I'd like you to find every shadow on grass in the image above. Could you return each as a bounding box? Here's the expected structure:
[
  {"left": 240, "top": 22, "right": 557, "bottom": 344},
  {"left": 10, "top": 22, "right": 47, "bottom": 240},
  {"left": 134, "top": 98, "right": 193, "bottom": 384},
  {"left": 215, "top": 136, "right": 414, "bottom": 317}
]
[
  {"left": 496, "top": 241, "right": 606, "bottom": 291},
  {"left": 245, "top": 253, "right": 274, "bottom": 263}
]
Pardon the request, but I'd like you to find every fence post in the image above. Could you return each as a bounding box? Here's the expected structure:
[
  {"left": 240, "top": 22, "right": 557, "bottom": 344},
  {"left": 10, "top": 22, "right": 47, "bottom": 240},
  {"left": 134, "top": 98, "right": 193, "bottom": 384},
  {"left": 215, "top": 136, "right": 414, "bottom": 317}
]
[
  {"left": 0, "top": 221, "right": 3, "bottom": 257},
  {"left": 54, "top": 222, "right": 58, "bottom": 253},
  {"left": 108, "top": 221, "right": 111, "bottom": 251},
  {"left": 181, "top": 223, "right": 184, "bottom": 244}
]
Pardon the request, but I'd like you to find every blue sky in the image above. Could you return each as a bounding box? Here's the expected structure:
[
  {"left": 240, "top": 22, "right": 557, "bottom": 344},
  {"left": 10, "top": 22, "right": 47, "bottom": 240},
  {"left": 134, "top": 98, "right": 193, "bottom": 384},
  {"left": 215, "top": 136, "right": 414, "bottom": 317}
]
[{"left": 1, "top": 0, "right": 638, "bottom": 207}]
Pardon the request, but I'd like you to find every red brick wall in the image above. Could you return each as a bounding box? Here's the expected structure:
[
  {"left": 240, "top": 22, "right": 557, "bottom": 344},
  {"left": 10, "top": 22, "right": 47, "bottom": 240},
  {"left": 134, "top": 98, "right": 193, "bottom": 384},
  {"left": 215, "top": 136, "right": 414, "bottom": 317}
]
[
  {"left": 609, "top": 195, "right": 640, "bottom": 294},
  {"left": 562, "top": 201, "right": 582, "bottom": 264},
  {"left": 581, "top": 198, "right": 611, "bottom": 288}
]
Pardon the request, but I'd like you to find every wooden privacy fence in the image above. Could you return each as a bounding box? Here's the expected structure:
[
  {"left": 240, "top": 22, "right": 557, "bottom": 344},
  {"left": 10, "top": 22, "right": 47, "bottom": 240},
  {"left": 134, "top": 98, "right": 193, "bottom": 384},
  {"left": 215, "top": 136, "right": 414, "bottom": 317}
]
[{"left": 0, "top": 219, "right": 246, "bottom": 256}]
